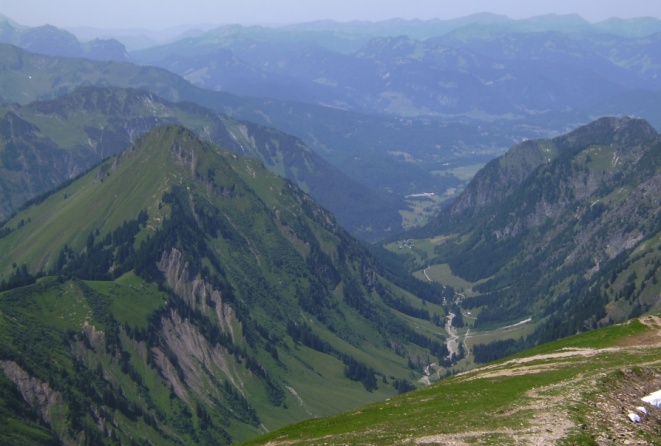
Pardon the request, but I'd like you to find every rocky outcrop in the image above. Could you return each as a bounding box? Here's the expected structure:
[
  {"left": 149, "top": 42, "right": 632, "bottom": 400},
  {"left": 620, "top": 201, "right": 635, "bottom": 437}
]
[
  {"left": 158, "top": 248, "right": 237, "bottom": 337},
  {"left": 444, "top": 117, "right": 658, "bottom": 227},
  {"left": 157, "top": 310, "right": 244, "bottom": 402},
  {"left": 156, "top": 247, "right": 245, "bottom": 400},
  {"left": 0, "top": 360, "right": 62, "bottom": 425}
]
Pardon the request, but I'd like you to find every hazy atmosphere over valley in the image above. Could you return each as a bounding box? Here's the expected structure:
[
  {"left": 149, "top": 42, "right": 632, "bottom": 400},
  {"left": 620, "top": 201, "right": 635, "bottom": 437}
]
[
  {"left": 5, "top": 0, "right": 661, "bottom": 28},
  {"left": 2, "top": 1, "right": 661, "bottom": 445}
]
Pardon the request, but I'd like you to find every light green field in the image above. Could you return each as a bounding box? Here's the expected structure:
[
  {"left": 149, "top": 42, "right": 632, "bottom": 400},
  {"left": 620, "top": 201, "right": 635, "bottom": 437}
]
[
  {"left": 432, "top": 163, "right": 486, "bottom": 182},
  {"left": 386, "top": 236, "right": 453, "bottom": 266},
  {"left": 413, "top": 263, "right": 473, "bottom": 292},
  {"left": 399, "top": 194, "right": 446, "bottom": 229}
]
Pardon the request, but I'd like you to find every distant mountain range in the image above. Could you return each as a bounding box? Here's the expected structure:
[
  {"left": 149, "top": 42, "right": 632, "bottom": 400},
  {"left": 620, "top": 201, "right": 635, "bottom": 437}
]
[
  {"left": 3, "top": 13, "right": 660, "bottom": 131},
  {"left": 4, "top": 14, "right": 661, "bottom": 207},
  {"left": 129, "top": 15, "right": 661, "bottom": 129},
  {"left": 0, "top": 42, "right": 511, "bottom": 237},
  {"left": 0, "top": 18, "right": 131, "bottom": 62}
]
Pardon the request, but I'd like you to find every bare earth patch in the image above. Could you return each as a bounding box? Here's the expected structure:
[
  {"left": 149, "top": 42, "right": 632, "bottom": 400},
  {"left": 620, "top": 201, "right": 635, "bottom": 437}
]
[{"left": 414, "top": 379, "right": 576, "bottom": 445}]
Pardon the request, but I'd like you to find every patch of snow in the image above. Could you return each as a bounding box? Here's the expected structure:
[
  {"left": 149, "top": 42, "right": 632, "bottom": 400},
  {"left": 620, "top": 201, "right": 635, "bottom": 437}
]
[
  {"left": 502, "top": 318, "right": 532, "bottom": 329},
  {"left": 628, "top": 413, "right": 641, "bottom": 423},
  {"left": 642, "top": 390, "right": 661, "bottom": 408},
  {"left": 406, "top": 192, "right": 435, "bottom": 198}
]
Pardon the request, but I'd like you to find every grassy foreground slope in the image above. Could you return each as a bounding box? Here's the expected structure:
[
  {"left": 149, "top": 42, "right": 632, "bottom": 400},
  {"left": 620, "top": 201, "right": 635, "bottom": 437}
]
[{"left": 243, "top": 315, "right": 661, "bottom": 445}]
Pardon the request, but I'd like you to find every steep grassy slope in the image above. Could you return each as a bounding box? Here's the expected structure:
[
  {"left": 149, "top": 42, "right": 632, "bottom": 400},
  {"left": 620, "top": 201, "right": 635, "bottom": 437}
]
[
  {"left": 242, "top": 315, "right": 661, "bottom": 445},
  {"left": 0, "top": 86, "right": 404, "bottom": 240},
  {"left": 0, "top": 125, "right": 454, "bottom": 444}
]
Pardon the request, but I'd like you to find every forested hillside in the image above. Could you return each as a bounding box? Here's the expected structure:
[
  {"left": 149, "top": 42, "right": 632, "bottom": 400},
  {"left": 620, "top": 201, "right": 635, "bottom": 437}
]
[
  {"left": 0, "top": 125, "right": 454, "bottom": 444},
  {"left": 403, "top": 117, "right": 661, "bottom": 351}
]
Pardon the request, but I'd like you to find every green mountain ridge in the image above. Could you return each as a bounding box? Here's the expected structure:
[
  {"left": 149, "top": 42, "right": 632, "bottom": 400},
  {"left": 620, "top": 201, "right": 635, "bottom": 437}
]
[
  {"left": 0, "top": 125, "right": 455, "bottom": 444},
  {"left": 405, "top": 116, "right": 661, "bottom": 343},
  {"left": 0, "top": 85, "right": 404, "bottom": 240},
  {"left": 437, "top": 116, "right": 659, "bottom": 224}
]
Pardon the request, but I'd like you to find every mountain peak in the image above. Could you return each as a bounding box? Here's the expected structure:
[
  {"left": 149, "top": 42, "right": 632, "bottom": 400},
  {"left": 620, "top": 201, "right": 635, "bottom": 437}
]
[
  {"left": 556, "top": 116, "right": 658, "bottom": 151},
  {"left": 0, "top": 120, "right": 453, "bottom": 444},
  {"left": 113, "top": 124, "right": 218, "bottom": 181},
  {"left": 432, "top": 116, "right": 659, "bottom": 226},
  {"left": 418, "top": 115, "right": 661, "bottom": 339}
]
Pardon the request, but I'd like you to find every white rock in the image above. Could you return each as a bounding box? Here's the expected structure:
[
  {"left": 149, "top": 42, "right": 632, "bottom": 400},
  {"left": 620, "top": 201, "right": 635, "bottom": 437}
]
[{"left": 628, "top": 413, "right": 641, "bottom": 423}]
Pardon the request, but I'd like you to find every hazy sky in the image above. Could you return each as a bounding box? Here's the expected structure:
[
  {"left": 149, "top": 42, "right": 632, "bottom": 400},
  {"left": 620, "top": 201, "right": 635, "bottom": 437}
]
[{"left": 3, "top": 0, "right": 661, "bottom": 30}]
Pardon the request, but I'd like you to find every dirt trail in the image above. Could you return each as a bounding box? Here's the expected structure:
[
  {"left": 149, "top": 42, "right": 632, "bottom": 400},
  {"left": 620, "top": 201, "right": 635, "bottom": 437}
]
[
  {"left": 422, "top": 267, "right": 432, "bottom": 282},
  {"left": 286, "top": 386, "right": 314, "bottom": 417}
]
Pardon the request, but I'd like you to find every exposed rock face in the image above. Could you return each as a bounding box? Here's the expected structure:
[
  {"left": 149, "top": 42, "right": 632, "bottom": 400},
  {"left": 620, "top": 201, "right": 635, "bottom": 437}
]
[
  {"left": 158, "top": 310, "right": 244, "bottom": 402},
  {"left": 449, "top": 139, "right": 555, "bottom": 219},
  {"left": 0, "top": 360, "right": 62, "bottom": 424},
  {"left": 158, "top": 248, "right": 236, "bottom": 336},
  {"left": 156, "top": 247, "right": 244, "bottom": 400}
]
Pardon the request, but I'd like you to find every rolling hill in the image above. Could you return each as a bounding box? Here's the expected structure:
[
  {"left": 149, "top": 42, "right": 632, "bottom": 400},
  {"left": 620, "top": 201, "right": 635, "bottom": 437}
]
[{"left": 0, "top": 125, "right": 454, "bottom": 444}]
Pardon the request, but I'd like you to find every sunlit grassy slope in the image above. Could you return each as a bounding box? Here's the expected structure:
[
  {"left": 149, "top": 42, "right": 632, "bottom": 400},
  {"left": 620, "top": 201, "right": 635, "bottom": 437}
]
[{"left": 242, "top": 315, "right": 661, "bottom": 445}]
